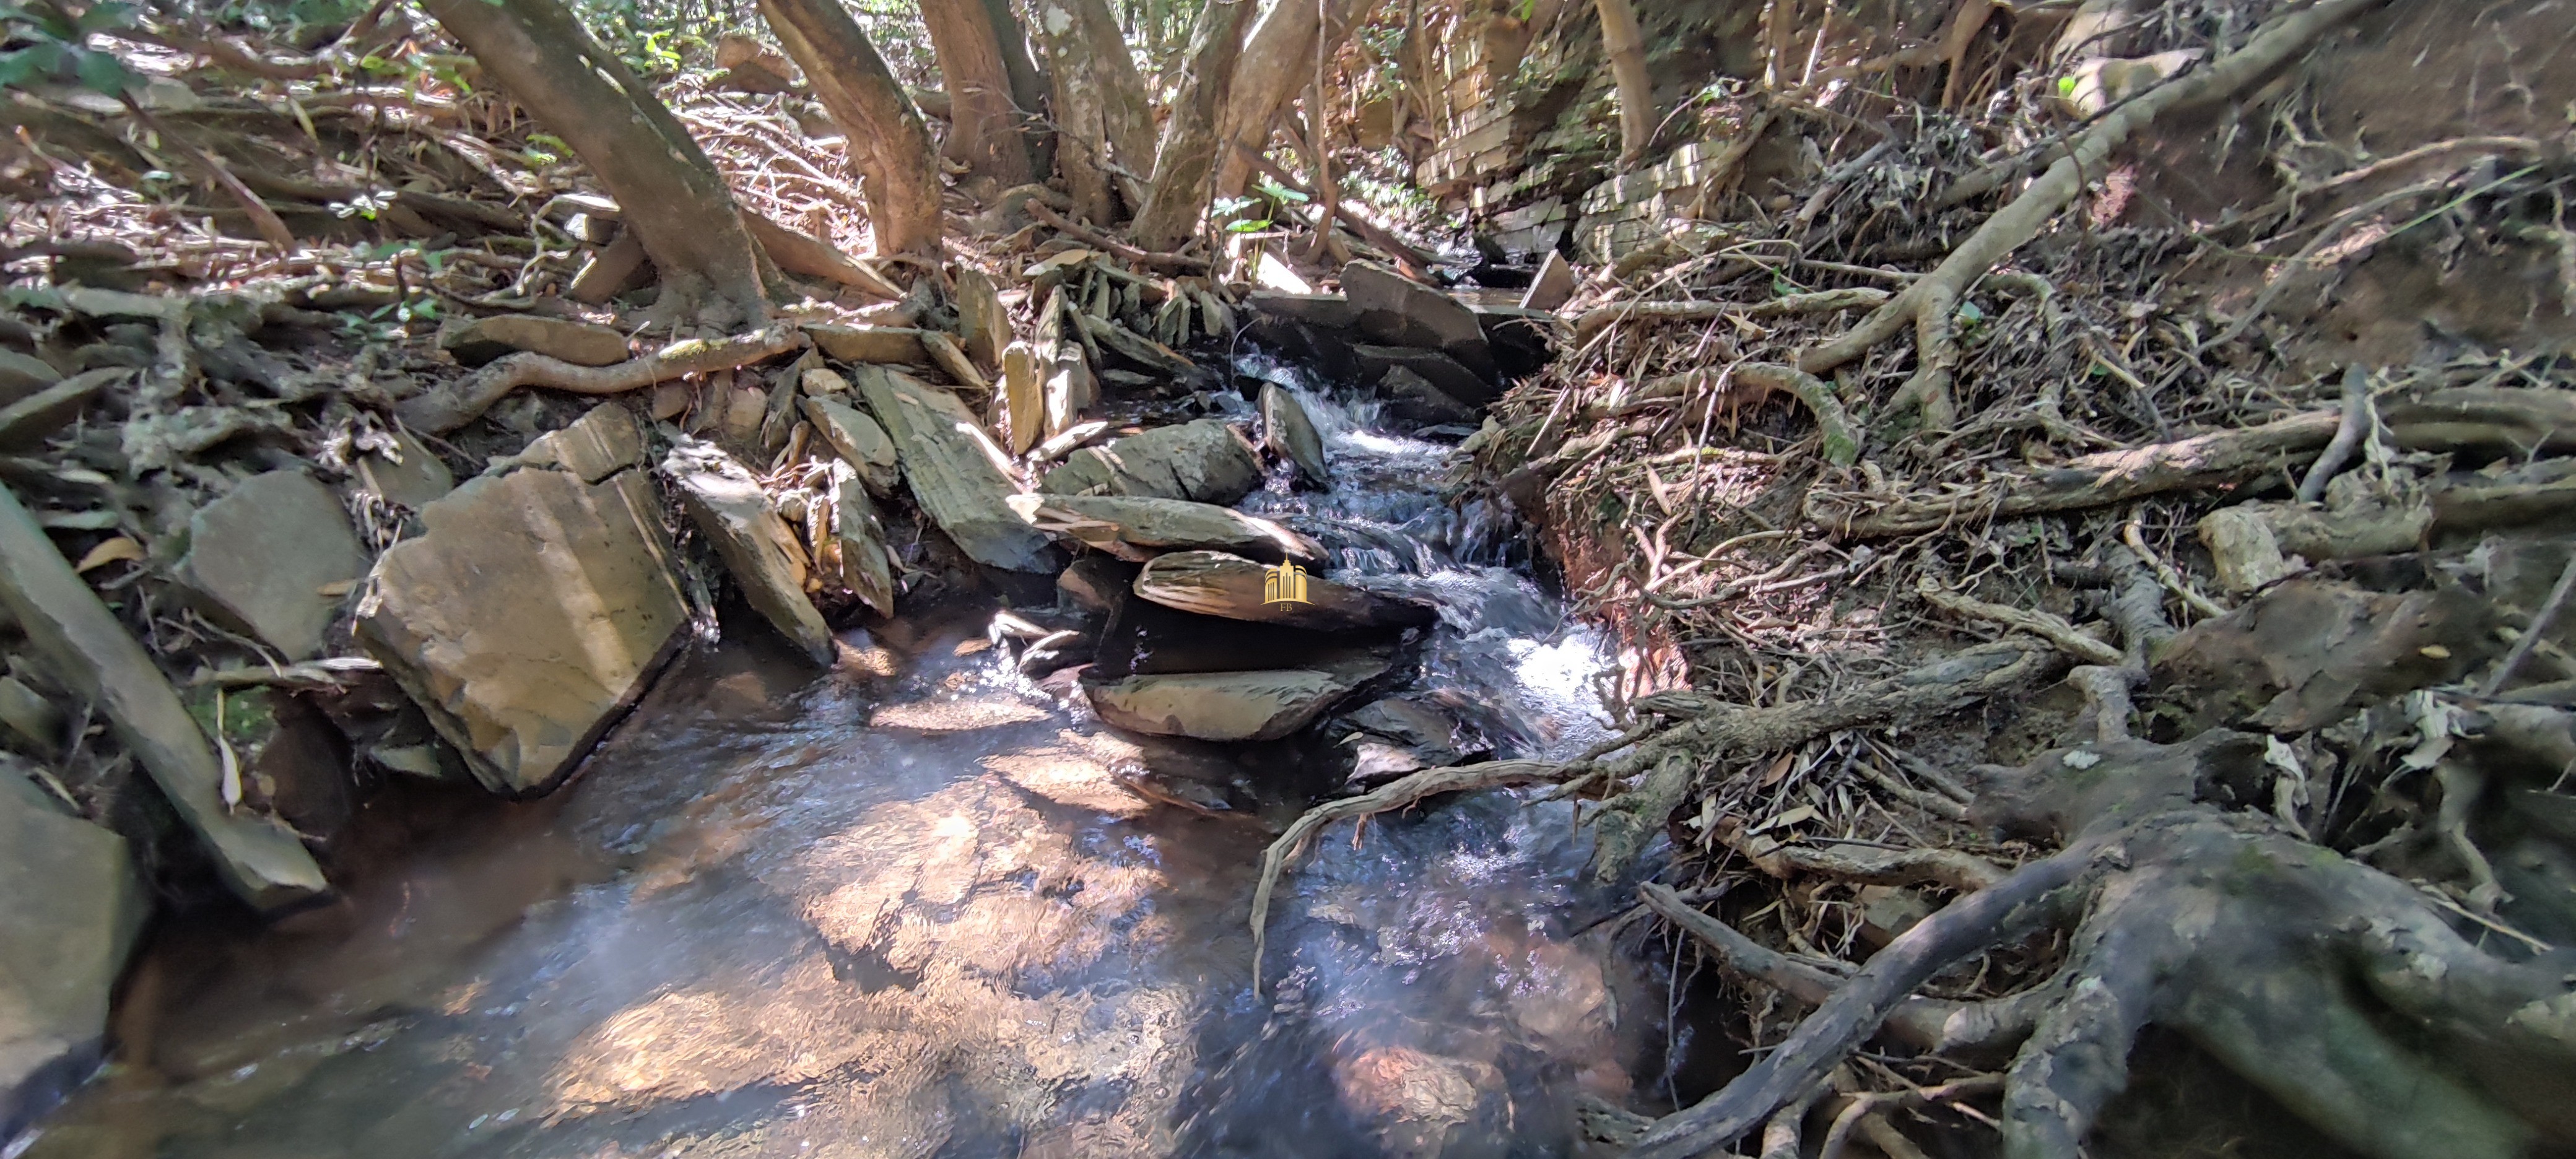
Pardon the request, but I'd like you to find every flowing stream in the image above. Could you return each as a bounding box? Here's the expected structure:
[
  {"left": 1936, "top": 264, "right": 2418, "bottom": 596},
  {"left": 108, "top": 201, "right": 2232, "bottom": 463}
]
[{"left": 20, "top": 362, "right": 1688, "bottom": 1159}]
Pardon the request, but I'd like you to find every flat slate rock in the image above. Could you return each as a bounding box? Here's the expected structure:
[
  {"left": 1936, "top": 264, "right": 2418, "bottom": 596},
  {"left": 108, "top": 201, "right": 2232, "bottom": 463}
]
[
  {"left": 1011, "top": 493, "right": 1323, "bottom": 565},
  {"left": 805, "top": 324, "right": 932, "bottom": 367},
  {"left": 801, "top": 394, "right": 902, "bottom": 495},
  {"left": 1083, "top": 653, "right": 1390, "bottom": 742},
  {"left": 177, "top": 470, "right": 370, "bottom": 661},
  {"left": 1341, "top": 260, "right": 1496, "bottom": 380},
  {"left": 1133, "top": 550, "right": 1433, "bottom": 632},
  {"left": 500, "top": 402, "right": 645, "bottom": 483},
  {"left": 1355, "top": 344, "right": 1497, "bottom": 407},
  {"left": 360, "top": 464, "right": 689, "bottom": 796},
  {"left": 440, "top": 315, "right": 630, "bottom": 367},
  {"left": 662, "top": 440, "right": 836, "bottom": 665},
  {"left": 1245, "top": 291, "right": 1363, "bottom": 331},
  {"left": 1380, "top": 365, "right": 1479, "bottom": 427},
  {"left": 355, "top": 430, "right": 455, "bottom": 508},
  {"left": 0, "top": 773, "right": 146, "bottom": 1140},
  {"left": 853, "top": 365, "right": 1060, "bottom": 574},
  {"left": 1040, "top": 419, "right": 1261, "bottom": 505},
  {"left": 1260, "top": 383, "right": 1330, "bottom": 485}
]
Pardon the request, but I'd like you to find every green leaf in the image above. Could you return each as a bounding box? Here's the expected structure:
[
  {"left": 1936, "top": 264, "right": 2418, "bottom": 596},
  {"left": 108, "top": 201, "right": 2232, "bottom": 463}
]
[
  {"left": 1253, "top": 176, "right": 1308, "bottom": 204},
  {"left": 1955, "top": 300, "right": 1985, "bottom": 326},
  {"left": 72, "top": 47, "right": 134, "bottom": 95},
  {"left": 1225, "top": 218, "right": 1271, "bottom": 233},
  {"left": 76, "top": 2, "right": 138, "bottom": 33},
  {"left": 0, "top": 46, "right": 53, "bottom": 90},
  {"left": 2056, "top": 74, "right": 2078, "bottom": 97}
]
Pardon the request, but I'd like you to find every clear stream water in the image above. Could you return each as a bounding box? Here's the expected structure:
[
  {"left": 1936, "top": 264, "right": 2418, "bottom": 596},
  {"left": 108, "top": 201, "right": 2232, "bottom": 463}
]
[{"left": 19, "top": 364, "right": 1687, "bottom": 1159}]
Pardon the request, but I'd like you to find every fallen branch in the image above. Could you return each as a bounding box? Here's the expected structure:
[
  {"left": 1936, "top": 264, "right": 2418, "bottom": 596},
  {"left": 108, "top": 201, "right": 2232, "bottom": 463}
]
[
  {"left": 1612, "top": 362, "right": 1861, "bottom": 466},
  {"left": 398, "top": 325, "right": 805, "bottom": 433},
  {"left": 1023, "top": 199, "right": 1209, "bottom": 272},
  {"left": 1917, "top": 580, "right": 2126, "bottom": 667},
  {"left": 1798, "top": 0, "right": 2393, "bottom": 427},
  {"left": 1572, "top": 287, "right": 1888, "bottom": 345}
]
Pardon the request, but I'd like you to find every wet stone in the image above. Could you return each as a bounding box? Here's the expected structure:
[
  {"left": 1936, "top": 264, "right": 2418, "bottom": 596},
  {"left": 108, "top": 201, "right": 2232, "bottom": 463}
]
[
  {"left": 662, "top": 440, "right": 836, "bottom": 666},
  {"left": 1039, "top": 419, "right": 1262, "bottom": 505},
  {"left": 0, "top": 769, "right": 146, "bottom": 1141}
]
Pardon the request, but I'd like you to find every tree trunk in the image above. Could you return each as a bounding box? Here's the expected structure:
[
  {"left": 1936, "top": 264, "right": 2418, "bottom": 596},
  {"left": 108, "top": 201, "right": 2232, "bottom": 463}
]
[
  {"left": 424, "top": 0, "right": 772, "bottom": 328},
  {"left": 1127, "top": 0, "right": 1261, "bottom": 252},
  {"left": 985, "top": 0, "right": 1056, "bottom": 175},
  {"left": 757, "top": 0, "right": 946, "bottom": 258},
  {"left": 923, "top": 0, "right": 1036, "bottom": 184},
  {"left": 1030, "top": 0, "right": 1157, "bottom": 223},
  {"left": 1037, "top": 0, "right": 1152, "bottom": 219},
  {"left": 1595, "top": 0, "right": 1654, "bottom": 163},
  {"left": 1211, "top": 0, "right": 1383, "bottom": 204}
]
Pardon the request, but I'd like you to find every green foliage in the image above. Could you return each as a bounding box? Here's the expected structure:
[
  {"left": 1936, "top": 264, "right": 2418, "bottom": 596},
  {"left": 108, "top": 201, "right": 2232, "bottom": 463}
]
[{"left": 0, "top": 1, "right": 142, "bottom": 96}]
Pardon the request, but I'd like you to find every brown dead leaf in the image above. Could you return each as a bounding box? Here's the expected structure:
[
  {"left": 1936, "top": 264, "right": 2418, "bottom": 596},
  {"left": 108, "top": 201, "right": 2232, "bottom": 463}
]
[{"left": 74, "top": 536, "right": 143, "bottom": 573}]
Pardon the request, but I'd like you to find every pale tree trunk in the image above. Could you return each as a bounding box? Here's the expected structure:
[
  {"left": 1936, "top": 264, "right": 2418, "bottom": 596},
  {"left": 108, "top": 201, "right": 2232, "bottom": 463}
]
[
  {"left": 923, "top": 0, "right": 1036, "bottom": 184},
  {"left": 1213, "top": 0, "right": 1382, "bottom": 204},
  {"left": 985, "top": 0, "right": 1056, "bottom": 173},
  {"left": 1126, "top": 0, "right": 1260, "bottom": 252},
  {"left": 1030, "top": 0, "right": 1156, "bottom": 223},
  {"left": 425, "top": 0, "right": 772, "bottom": 328},
  {"left": 1595, "top": 0, "right": 1655, "bottom": 163},
  {"left": 757, "top": 0, "right": 946, "bottom": 258}
]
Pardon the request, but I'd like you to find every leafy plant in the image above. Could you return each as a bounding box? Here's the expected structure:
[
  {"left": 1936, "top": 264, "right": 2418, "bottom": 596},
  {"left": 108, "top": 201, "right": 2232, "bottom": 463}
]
[{"left": 0, "top": 1, "right": 143, "bottom": 95}]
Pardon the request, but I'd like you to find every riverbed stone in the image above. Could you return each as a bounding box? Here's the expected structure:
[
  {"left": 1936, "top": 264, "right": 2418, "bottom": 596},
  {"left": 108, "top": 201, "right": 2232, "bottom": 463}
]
[
  {"left": 1341, "top": 261, "right": 1496, "bottom": 380},
  {"left": 1134, "top": 551, "right": 1433, "bottom": 632},
  {"left": 440, "top": 314, "right": 630, "bottom": 367},
  {"left": 1260, "top": 383, "right": 1330, "bottom": 485},
  {"left": 0, "top": 769, "right": 146, "bottom": 1141},
  {"left": 0, "top": 350, "right": 59, "bottom": 407},
  {"left": 1380, "top": 365, "right": 1479, "bottom": 427},
  {"left": 354, "top": 429, "right": 454, "bottom": 508},
  {"left": 1011, "top": 493, "right": 1323, "bottom": 565},
  {"left": 663, "top": 440, "right": 836, "bottom": 666},
  {"left": 505, "top": 402, "right": 646, "bottom": 482},
  {"left": 1040, "top": 420, "right": 1261, "bottom": 505},
  {"left": 852, "top": 365, "right": 1060, "bottom": 575},
  {"left": 1520, "top": 250, "right": 1577, "bottom": 312},
  {"left": 806, "top": 324, "right": 931, "bottom": 367},
  {"left": 953, "top": 264, "right": 1008, "bottom": 370},
  {"left": 359, "top": 463, "right": 689, "bottom": 796},
  {"left": 1083, "top": 652, "right": 1390, "bottom": 742},
  {"left": 1058, "top": 555, "right": 1140, "bottom": 613},
  {"left": 1356, "top": 344, "right": 1497, "bottom": 408},
  {"left": 801, "top": 395, "right": 902, "bottom": 496},
  {"left": 1246, "top": 291, "right": 1363, "bottom": 331},
  {"left": 176, "top": 470, "right": 370, "bottom": 661}
]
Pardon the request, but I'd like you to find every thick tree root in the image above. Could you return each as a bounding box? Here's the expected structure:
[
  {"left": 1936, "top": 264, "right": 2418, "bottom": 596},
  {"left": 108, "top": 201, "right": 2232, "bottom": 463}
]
[
  {"left": 1795, "top": 0, "right": 2390, "bottom": 428},
  {"left": 1634, "top": 730, "right": 2576, "bottom": 1159},
  {"left": 398, "top": 324, "right": 804, "bottom": 433}
]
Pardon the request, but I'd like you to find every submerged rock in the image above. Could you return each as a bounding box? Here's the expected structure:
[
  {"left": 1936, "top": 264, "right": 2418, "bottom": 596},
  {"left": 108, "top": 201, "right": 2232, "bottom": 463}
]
[
  {"left": 0, "top": 771, "right": 146, "bottom": 1140},
  {"left": 360, "top": 459, "right": 689, "bottom": 796},
  {"left": 1012, "top": 493, "right": 1325, "bottom": 564},
  {"left": 853, "top": 365, "right": 1061, "bottom": 575},
  {"left": 1084, "top": 652, "right": 1390, "bottom": 742},
  {"left": 663, "top": 440, "right": 836, "bottom": 665},
  {"left": 176, "top": 469, "right": 370, "bottom": 661},
  {"left": 1260, "top": 383, "right": 1330, "bottom": 485},
  {"left": 1133, "top": 550, "right": 1433, "bottom": 632},
  {"left": 1040, "top": 419, "right": 1261, "bottom": 505},
  {"left": 440, "top": 314, "right": 630, "bottom": 367}
]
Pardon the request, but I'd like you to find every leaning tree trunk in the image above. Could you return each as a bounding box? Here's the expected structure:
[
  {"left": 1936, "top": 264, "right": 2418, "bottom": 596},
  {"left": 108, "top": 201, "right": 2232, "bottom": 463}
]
[
  {"left": 984, "top": 0, "right": 1056, "bottom": 172},
  {"left": 1211, "top": 0, "right": 1380, "bottom": 205},
  {"left": 757, "top": 0, "right": 946, "bottom": 258},
  {"left": 923, "top": 0, "right": 1036, "bottom": 184},
  {"left": 1594, "top": 0, "right": 1654, "bottom": 163},
  {"left": 424, "top": 0, "right": 772, "bottom": 328},
  {"left": 1126, "top": 0, "right": 1260, "bottom": 252},
  {"left": 1030, "top": 0, "right": 1157, "bottom": 223}
]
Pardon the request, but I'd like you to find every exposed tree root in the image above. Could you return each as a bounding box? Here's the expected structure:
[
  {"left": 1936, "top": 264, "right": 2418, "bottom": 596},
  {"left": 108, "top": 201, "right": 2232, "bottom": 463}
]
[
  {"left": 398, "top": 324, "right": 804, "bottom": 433},
  {"left": 1247, "top": 641, "right": 2055, "bottom": 989},
  {"left": 1632, "top": 729, "right": 2576, "bottom": 1159},
  {"left": 1795, "top": 0, "right": 2391, "bottom": 428}
]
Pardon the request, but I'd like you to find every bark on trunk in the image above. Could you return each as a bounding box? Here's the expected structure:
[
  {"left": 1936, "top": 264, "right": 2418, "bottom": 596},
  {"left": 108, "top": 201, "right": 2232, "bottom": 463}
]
[
  {"left": 923, "top": 0, "right": 1036, "bottom": 184},
  {"left": 424, "top": 0, "right": 772, "bottom": 328},
  {"left": 1128, "top": 0, "right": 1261, "bottom": 251},
  {"left": 1211, "top": 0, "right": 1352, "bottom": 204},
  {"left": 757, "top": 0, "right": 946, "bottom": 258},
  {"left": 985, "top": 0, "right": 1056, "bottom": 174},
  {"left": 1594, "top": 0, "right": 1654, "bottom": 163},
  {"left": 1030, "top": 0, "right": 1157, "bottom": 223}
]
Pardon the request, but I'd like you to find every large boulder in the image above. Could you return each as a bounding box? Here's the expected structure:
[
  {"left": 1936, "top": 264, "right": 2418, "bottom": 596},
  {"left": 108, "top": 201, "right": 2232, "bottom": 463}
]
[
  {"left": 439, "top": 314, "right": 630, "bottom": 367},
  {"left": 1040, "top": 419, "right": 1262, "bottom": 505},
  {"left": 1341, "top": 261, "right": 1497, "bottom": 381},
  {"left": 176, "top": 470, "right": 370, "bottom": 661},
  {"left": 851, "top": 365, "right": 1061, "bottom": 574},
  {"left": 1011, "top": 493, "right": 1323, "bottom": 564},
  {"left": 1083, "top": 653, "right": 1391, "bottom": 742},
  {"left": 0, "top": 771, "right": 146, "bottom": 1140},
  {"left": 1134, "top": 551, "right": 1434, "bottom": 632},
  {"left": 662, "top": 440, "right": 836, "bottom": 665},
  {"left": 359, "top": 458, "right": 690, "bottom": 797}
]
